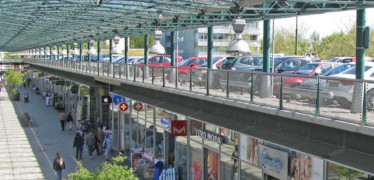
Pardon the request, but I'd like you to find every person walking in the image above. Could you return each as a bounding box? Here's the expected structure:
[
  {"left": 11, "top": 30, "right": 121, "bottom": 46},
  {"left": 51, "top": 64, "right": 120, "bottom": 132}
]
[
  {"left": 66, "top": 112, "right": 73, "bottom": 131},
  {"left": 58, "top": 111, "right": 66, "bottom": 131},
  {"left": 97, "top": 126, "right": 104, "bottom": 155},
  {"left": 73, "top": 133, "right": 84, "bottom": 160},
  {"left": 52, "top": 152, "right": 65, "bottom": 180},
  {"left": 86, "top": 130, "right": 96, "bottom": 159},
  {"left": 103, "top": 133, "right": 112, "bottom": 161}
]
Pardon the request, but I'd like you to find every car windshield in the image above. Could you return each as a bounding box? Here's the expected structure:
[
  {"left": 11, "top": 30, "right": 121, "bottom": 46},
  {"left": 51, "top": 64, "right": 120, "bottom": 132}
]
[
  {"left": 324, "top": 64, "right": 355, "bottom": 76},
  {"left": 342, "top": 66, "right": 372, "bottom": 74},
  {"left": 220, "top": 58, "right": 236, "bottom": 69},
  {"left": 327, "top": 57, "right": 341, "bottom": 62},
  {"left": 295, "top": 64, "right": 319, "bottom": 74},
  {"left": 179, "top": 58, "right": 194, "bottom": 66},
  {"left": 256, "top": 58, "right": 283, "bottom": 70}
]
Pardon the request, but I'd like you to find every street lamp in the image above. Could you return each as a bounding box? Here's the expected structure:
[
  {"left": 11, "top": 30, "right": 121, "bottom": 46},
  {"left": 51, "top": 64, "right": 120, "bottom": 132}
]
[
  {"left": 150, "top": 30, "right": 166, "bottom": 54},
  {"left": 226, "top": 18, "right": 250, "bottom": 54},
  {"left": 52, "top": 46, "right": 58, "bottom": 56},
  {"left": 88, "top": 40, "right": 97, "bottom": 56},
  {"left": 111, "top": 35, "right": 122, "bottom": 54},
  {"left": 61, "top": 44, "right": 67, "bottom": 56},
  {"left": 73, "top": 42, "right": 79, "bottom": 56}
]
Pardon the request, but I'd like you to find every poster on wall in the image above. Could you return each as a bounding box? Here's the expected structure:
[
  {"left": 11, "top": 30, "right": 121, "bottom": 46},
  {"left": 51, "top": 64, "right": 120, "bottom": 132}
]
[
  {"left": 258, "top": 144, "right": 288, "bottom": 180},
  {"left": 290, "top": 151, "right": 324, "bottom": 180},
  {"left": 206, "top": 149, "right": 219, "bottom": 180},
  {"left": 239, "top": 134, "right": 262, "bottom": 166}
]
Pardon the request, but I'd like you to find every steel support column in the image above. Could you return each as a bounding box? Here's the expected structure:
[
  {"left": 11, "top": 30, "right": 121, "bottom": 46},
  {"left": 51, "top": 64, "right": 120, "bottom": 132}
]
[
  {"left": 109, "top": 39, "right": 113, "bottom": 63},
  {"left": 260, "top": 19, "right": 272, "bottom": 98},
  {"left": 169, "top": 31, "right": 176, "bottom": 83},
  {"left": 125, "top": 37, "right": 129, "bottom": 78},
  {"left": 207, "top": 26, "right": 213, "bottom": 95},
  {"left": 98, "top": 41, "right": 101, "bottom": 75},
  {"left": 144, "top": 35, "right": 149, "bottom": 80},
  {"left": 352, "top": 9, "right": 366, "bottom": 113}
]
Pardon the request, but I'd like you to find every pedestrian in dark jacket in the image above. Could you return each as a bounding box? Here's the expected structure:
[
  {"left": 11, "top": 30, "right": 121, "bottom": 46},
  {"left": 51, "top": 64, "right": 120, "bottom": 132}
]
[
  {"left": 86, "top": 130, "right": 96, "bottom": 159},
  {"left": 66, "top": 112, "right": 73, "bottom": 131},
  {"left": 73, "top": 133, "right": 84, "bottom": 160},
  {"left": 52, "top": 152, "right": 65, "bottom": 180}
]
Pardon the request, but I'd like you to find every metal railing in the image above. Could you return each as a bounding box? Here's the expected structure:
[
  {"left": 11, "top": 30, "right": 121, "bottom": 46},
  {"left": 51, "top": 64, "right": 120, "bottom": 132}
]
[
  {"left": 0, "top": 58, "right": 24, "bottom": 63},
  {"left": 24, "top": 58, "right": 374, "bottom": 126}
]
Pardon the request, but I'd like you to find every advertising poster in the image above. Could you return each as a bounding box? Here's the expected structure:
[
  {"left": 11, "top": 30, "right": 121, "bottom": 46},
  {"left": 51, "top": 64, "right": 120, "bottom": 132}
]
[
  {"left": 206, "top": 149, "right": 219, "bottom": 180},
  {"left": 239, "top": 134, "right": 262, "bottom": 166},
  {"left": 290, "top": 151, "right": 324, "bottom": 180},
  {"left": 258, "top": 144, "right": 288, "bottom": 180}
]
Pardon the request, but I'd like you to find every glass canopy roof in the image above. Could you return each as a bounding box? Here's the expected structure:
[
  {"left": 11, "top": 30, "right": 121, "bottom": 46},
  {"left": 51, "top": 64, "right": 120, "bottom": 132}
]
[{"left": 0, "top": 0, "right": 374, "bottom": 52}]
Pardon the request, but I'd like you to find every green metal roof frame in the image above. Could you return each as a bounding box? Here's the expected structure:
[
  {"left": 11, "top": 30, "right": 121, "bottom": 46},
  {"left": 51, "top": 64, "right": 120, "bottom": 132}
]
[{"left": 1, "top": 0, "right": 374, "bottom": 52}]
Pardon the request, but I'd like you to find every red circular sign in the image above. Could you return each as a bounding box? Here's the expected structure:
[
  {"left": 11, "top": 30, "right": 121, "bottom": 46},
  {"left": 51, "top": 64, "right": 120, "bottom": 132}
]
[
  {"left": 133, "top": 102, "right": 143, "bottom": 111},
  {"left": 119, "top": 102, "right": 129, "bottom": 112}
]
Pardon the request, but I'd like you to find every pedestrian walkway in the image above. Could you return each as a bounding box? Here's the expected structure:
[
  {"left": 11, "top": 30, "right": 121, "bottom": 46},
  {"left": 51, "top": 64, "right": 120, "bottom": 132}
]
[{"left": 0, "top": 86, "right": 108, "bottom": 180}]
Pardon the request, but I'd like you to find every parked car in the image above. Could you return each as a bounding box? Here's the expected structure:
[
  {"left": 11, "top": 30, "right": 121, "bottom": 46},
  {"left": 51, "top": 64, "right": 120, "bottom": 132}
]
[
  {"left": 185, "top": 57, "right": 225, "bottom": 86},
  {"left": 300, "top": 63, "right": 355, "bottom": 90},
  {"left": 177, "top": 57, "right": 207, "bottom": 82},
  {"left": 328, "top": 56, "right": 374, "bottom": 63},
  {"left": 138, "top": 55, "right": 182, "bottom": 77},
  {"left": 221, "top": 54, "right": 263, "bottom": 71},
  {"left": 321, "top": 63, "right": 374, "bottom": 109}
]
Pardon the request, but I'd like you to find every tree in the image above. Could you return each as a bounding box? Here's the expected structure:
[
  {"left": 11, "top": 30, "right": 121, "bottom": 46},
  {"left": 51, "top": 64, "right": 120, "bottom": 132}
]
[
  {"left": 69, "top": 156, "right": 137, "bottom": 180},
  {"left": 130, "top": 35, "right": 155, "bottom": 49},
  {"left": 5, "top": 69, "right": 24, "bottom": 89},
  {"left": 336, "top": 165, "right": 365, "bottom": 180},
  {"left": 4, "top": 53, "right": 21, "bottom": 59}
]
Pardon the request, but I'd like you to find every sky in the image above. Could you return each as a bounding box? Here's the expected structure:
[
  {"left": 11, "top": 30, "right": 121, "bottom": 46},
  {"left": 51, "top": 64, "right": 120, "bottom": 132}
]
[{"left": 263, "top": 8, "right": 374, "bottom": 38}]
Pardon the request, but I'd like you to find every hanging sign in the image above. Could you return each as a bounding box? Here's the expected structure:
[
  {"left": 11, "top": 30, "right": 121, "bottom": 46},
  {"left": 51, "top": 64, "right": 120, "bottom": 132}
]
[
  {"left": 119, "top": 102, "right": 129, "bottom": 112},
  {"left": 133, "top": 102, "right": 143, "bottom": 111},
  {"left": 70, "top": 85, "right": 78, "bottom": 94},
  {"left": 195, "top": 129, "right": 222, "bottom": 144},
  {"left": 171, "top": 120, "right": 187, "bottom": 137},
  {"left": 160, "top": 116, "right": 170, "bottom": 130},
  {"left": 101, "top": 96, "right": 112, "bottom": 104}
]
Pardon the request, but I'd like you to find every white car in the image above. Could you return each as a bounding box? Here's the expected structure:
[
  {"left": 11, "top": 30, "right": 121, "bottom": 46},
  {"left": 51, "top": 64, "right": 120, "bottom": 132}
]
[{"left": 322, "top": 62, "right": 374, "bottom": 110}]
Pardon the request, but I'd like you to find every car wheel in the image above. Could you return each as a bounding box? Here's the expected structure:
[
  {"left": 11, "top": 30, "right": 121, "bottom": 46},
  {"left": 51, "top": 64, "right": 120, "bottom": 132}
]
[{"left": 367, "top": 90, "right": 374, "bottom": 111}]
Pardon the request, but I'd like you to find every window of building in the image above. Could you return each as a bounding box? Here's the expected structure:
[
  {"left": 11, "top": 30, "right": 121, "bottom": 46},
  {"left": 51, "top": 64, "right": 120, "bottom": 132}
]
[
  {"left": 249, "top": 35, "right": 257, "bottom": 41},
  {"left": 246, "top": 22, "right": 258, "bottom": 29}
]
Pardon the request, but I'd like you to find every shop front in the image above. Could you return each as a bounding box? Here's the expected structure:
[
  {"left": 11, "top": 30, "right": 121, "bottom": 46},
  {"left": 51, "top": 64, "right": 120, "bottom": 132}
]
[{"left": 109, "top": 94, "right": 374, "bottom": 180}]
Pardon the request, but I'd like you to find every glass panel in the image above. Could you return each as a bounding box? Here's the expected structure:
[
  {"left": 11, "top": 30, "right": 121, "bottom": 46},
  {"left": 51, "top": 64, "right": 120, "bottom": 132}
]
[
  {"left": 221, "top": 129, "right": 239, "bottom": 155},
  {"left": 220, "top": 152, "right": 237, "bottom": 180},
  {"left": 240, "top": 161, "right": 262, "bottom": 180},
  {"left": 203, "top": 123, "right": 220, "bottom": 149},
  {"left": 176, "top": 137, "right": 188, "bottom": 180},
  {"left": 112, "top": 107, "right": 119, "bottom": 150},
  {"left": 190, "top": 140, "right": 203, "bottom": 180},
  {"left": 190, "top": 119, "right": 203, "bottom": 143},
  {"left": 326, "top": 162, "right": 373, "bottom": 180}
]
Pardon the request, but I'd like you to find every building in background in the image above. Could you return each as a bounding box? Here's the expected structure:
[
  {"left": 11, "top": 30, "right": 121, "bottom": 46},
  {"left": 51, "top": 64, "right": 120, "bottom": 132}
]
[{"left": 161, "top": 22, "right": 261, "bottom": 59}]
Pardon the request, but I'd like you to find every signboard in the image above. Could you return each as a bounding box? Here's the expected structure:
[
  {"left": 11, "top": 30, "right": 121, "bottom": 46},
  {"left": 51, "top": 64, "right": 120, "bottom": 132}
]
[
  {"left": 79, "top": 88, "right": 89, "bottom": 96},
  {"left": 70, "top": 85, "right": 78, "bottom": 94},
  {"left": 290, "top": 151, "right": 324, "bottom": 180},
  {"left": 101, "top": 96, "right": 112, "bottom": 104},
  {"left": 258, "top": 144, "right": 288, "bottom": 180},
  {"left": 195, "top": 129, "right": 222, "bottom": 144},
  {"left": 133, "top": 102, "right": 143, "bottom": 111},
  {"left": 111, "top": 94, "right": 127, "bottom": 106},
  {"left": 160, "top": 116, "right": 170, "bottom": 130},
  {"left": 239, "top": 134, "right": 262, "bottom": 166},
  {"left": 171, "top": 120, "right": 187, "bottom": 137},
  {"left": 55, "top": 80, "right": 65, "bottom": 85},
  {"left": 119, "top": 102, "right": 129, "bottom": 112}
]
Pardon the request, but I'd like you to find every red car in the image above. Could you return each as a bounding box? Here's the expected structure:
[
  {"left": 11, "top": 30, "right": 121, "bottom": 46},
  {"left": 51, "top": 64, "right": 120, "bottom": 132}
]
[
  {"left": 138, "top": 55, "right": 182, "bottom": 67},
  {"left": 275, "top": 62, "right": 336, "bottom": 88},
  {"left": 177, "top": 57, "right": 207, "bottom": 75}
]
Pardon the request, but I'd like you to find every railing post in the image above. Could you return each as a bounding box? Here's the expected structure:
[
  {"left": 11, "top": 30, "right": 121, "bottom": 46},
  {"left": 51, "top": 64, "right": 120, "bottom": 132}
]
[
  {"left": 226, "top": 71, "right": 230, "bottom": 98},
  {"left": 152, "top": 67, "right": 154, "bottom": 85},
  {"left": 163, "top": 67, "right": 165, "bottom": 87},
  {"left": 113, "top": 64, "right": 115, "bottom": 78},
  {"left": 175, "top": 67, "right": 178, "bottom": 89},
  {"left": 280, "top": 75, "right": 283, "bottom": 110},
  {"left": 250, "top": 74, "right": 254, "bottom": 103},
  {"left": 315, "top": 78, "right": 320, "bottom": 117},
  {"left": 362, "top": 81, "right": 367, "bottom": 125},
  {"left": 190, "top": 69, "right": 192, "bottom": 92},
  {"left": 119, "top": 63, "right": 122, "bottom": 79},
  {"left": 206, "top": 70, "right": 210, "bottom": 95},
  {"left": 133, "top": 65, "right": 136, "bottom": 82}
]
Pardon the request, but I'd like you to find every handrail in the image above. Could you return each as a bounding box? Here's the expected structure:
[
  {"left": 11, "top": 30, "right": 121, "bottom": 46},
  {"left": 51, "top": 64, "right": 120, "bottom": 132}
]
[{"left": 24, "top": 58, "right": 374, "bottom": 126}]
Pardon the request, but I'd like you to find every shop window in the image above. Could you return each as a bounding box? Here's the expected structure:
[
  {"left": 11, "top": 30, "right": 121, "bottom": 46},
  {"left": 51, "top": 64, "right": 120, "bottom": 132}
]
[
  {"left": 221, "top": 129, "right": 239, "bottom": 155},
  {"left": 220, "top": 152, "right": 238, "bottom": 180},
  {"left": 205, "top": 149, "right": 219, "bottom": 180},
  {"left": 190, "top": 119, "right": 203, "bottom": 143},
  {"left": 176, "top": 137, "right": 188, "bottom": 180},
  {"left": 190, "top": 140, "right": 203, "bottom": 180},
  {"left": 240, "top": 161, "right": 262, "bottom": 180},
  {"left": 112, "top": 107, "right": 119, "bottom": 151},
  {"left": 327, "top": 162, "right": 373, "bottom": 180},
  {"left": 204, "top": 123, "right": 220, "bottom": 149}
]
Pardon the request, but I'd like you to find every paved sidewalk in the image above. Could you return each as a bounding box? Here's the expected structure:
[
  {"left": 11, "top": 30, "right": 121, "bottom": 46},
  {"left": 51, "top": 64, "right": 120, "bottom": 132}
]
[{"left": 0, "top": 86, "right": 108, "bottom": 180}]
